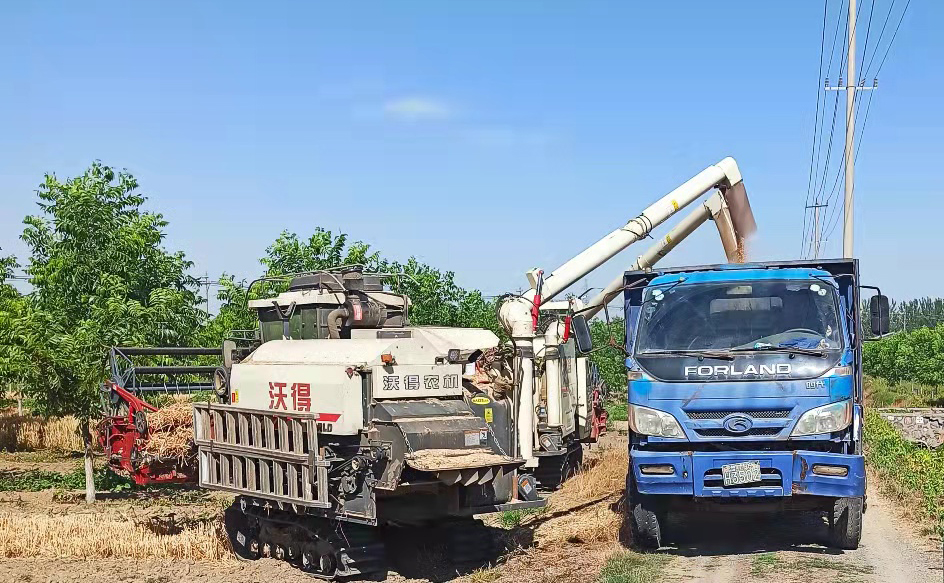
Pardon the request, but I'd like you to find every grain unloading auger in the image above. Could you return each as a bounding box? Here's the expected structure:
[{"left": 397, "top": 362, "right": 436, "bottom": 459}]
[{"left": 498, "top": 157, "right": 756, "bottom": 480}]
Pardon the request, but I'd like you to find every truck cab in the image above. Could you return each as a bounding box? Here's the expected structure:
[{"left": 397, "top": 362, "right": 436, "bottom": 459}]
[{"left": 620, "top": 259, "right": 888, "bottom": 550}]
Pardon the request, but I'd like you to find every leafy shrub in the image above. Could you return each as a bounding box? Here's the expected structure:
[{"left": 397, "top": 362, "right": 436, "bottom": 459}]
[
  {"left": 864, "top": 325, "right": 944, "bottom": 386},
  {"left": 605, "top": 400, "right": 628, "bottom": 422},
  {"left": 865, "top": 409, "right": 944, "bottom": 533},
  {"left": 864, "top": 376, "right": 944, "bottom": 408}
]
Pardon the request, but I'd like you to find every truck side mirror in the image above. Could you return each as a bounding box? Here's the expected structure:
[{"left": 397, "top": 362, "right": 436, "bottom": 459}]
[
  {"left": 572, "top": 315, "right": 593, "bottom": 353},
  {"left": 869, "top": 294, "right": 890, "bottom": 336}
]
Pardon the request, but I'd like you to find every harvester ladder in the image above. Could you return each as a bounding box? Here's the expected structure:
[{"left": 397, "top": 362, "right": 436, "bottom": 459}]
[{"left": 193, "top": 403, "right": 330, "bottom": 508}]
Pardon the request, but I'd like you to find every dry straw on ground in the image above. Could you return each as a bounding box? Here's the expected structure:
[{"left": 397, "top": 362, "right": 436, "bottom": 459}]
[
  {"left": 0, "top": 512, "right": 229, "bottom": 560},
  {"left": 529, "top": 446, "right": 628, "bottom": 546},
  {"left": 0, "top": 415, "right": 82, "bottom": 452}
]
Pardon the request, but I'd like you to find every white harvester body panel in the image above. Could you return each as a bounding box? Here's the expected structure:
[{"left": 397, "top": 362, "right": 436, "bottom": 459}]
[
  {"left": 370, "top": 363, "right": 463, "bottom": 399},
  {"left": 228, "top": 329, "right": 496, "bottom": 435},
  {"left": 575, "top": 355, "right": 592, "bottom": 440},
  {"left": 230, "top": 358, "right": 365, "bottom": 435}
]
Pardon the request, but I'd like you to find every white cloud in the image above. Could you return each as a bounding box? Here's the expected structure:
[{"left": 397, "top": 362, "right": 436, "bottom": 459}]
[{"left": 383, "top": 96, "right": 453, "bottom": 121}]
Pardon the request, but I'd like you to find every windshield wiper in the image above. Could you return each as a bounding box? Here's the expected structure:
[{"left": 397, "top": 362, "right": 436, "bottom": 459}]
[
  {"left": 639, "top": 349, "right": 734, "bottom": 361},
  {"left": 729, "top": 345, "right": 827, "bottom": 357}
]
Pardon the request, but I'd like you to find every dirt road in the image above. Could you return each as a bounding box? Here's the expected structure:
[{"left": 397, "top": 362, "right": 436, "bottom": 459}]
[{"left": 660, "top": 487, "right": 942, "bottom": 583}]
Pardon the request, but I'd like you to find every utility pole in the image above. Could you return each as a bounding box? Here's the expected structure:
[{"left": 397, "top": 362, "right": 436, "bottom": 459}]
[
  {"left": 843, "top": 0, "right": 857, "bottom": 258},
  {"left": 824, "top": 0, "right": 877, "bottom": 259}
]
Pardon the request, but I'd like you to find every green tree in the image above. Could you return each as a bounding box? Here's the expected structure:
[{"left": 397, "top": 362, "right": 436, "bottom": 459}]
[
  {"left": 589, "top": 317, "right": 627, "bottom": 397},
  {"left": 200, "top": 230, "right": 503, "bottom": 345},
  {"left": 0, "top": 253, "right": 26, "bottom": 411},
  {"left": 12, "top": 163, "right": 202, "bottom": 502}
]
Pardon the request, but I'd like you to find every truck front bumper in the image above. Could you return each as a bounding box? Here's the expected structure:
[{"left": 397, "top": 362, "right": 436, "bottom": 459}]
[{"left": 630, "top": 449, "right": 865, "bottom": 498}]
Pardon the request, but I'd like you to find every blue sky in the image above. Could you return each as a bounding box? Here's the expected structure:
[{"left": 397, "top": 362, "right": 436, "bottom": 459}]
[{"left": 1, "top": 1, "right": 939, "bottom": 305}]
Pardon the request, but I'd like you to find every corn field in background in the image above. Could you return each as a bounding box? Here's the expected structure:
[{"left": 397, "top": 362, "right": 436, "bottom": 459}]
[{"left": 0, "top": 415, "right": 83, "bottom": 452}]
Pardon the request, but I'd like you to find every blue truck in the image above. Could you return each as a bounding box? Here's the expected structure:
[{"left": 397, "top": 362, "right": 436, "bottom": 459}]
[{"left": 618, "top": 259, "right": 888, "bottom": 550}]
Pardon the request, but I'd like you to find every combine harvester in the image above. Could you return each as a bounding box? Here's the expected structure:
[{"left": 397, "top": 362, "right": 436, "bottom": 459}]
[{"left": 191, "top": 157, "right": 756, "bottom": 578}]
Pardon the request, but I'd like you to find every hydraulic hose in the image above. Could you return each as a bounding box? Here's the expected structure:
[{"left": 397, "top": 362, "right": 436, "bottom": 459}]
[{"left": 327, "top": 307, "right": 349, "bottom": 339}]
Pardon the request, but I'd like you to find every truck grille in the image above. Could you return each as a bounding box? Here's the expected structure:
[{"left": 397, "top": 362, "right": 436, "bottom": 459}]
[
  {"left": 686, "top": 409, "right": 791, "bottom": 420},
  {"left": 695, "top": 427, "right": 783, "bottom": 438}
]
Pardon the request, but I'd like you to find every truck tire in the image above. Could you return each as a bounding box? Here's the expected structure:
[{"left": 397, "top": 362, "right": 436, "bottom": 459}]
[
  {"left": 630, "top": 498, "right": 663, "bottom": 550},
  {"left": 829, "top": 496, "right": 863, "bottom": 550}
]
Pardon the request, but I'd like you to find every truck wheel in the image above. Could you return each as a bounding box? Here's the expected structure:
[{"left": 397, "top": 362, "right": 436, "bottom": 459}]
[
  {"left": 829, "top": 497, "right": 863, "bottom": 550},
  {"left": 630, "top": 498, "right": 663, "bottom": 550}
]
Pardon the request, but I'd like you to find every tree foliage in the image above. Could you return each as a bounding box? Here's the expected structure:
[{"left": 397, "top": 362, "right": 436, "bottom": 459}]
[
  {"left": 198, "top": 229, "right": 502, "bottom": 345},
  {"left": 864, "top": 324, "right": 944, "bottom": 386},
  {"left": 1, "top": 164, "right": 204, "bottom": 500},
  {"left": 12, "top": 163, "right": 203, "bottom": 419},
  {"left": 589, "top": 317, "right": 627, "bottom": 397}
]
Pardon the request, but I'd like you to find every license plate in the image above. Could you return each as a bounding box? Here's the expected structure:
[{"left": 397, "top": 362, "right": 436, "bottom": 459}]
[{"left": 721, "top": 461, "right": 762, "bottom": 486}]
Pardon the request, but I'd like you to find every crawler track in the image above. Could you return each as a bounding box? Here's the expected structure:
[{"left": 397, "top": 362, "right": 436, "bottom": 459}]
[{"left": 223, "top": 500, "right": 386, "bottom": 580}]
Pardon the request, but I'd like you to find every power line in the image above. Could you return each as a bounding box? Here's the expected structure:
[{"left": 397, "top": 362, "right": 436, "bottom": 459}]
[
  {"left": 870, "top": 0, "right": 912, "bottom": 77},
  {"left": 822, "top": 90, "right": 875, "bottom": 242},
  {"left": 802, "top": 0, "right": 831, "bottom": 258},
  {"left": 807, "top": 0, "right": 855, "bottom": 258},
  {"left": 857, "top": 0, "right": 877, "bottom": 78},
  {"left": 820, "top": 0, "right": 911, "bottom": 248},
  {"left": 860, "top": 0, "right": 901, "bottom": 78}
]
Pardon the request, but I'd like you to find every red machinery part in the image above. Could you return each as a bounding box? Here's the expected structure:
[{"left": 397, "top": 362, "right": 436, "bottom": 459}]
[
  {"left": 98, "top": 382, "right": 195, "bottom": 485},
  {"left": 589, "top": 385, "right": 608, "bottom": 441}
]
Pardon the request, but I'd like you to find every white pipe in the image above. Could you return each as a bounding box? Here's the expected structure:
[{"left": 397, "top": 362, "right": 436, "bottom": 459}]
[
  {"left": 499, "top": 297, "right": 538, "bottom": 465},
  {"left": 536, "top": 157, "right": 742, "bottom": 302},
  {"left": 517, "top": 339, "right": 536, "bottom": 466},
  {"left": 581, "top": 192, "right": 730, "bottom": 320}
]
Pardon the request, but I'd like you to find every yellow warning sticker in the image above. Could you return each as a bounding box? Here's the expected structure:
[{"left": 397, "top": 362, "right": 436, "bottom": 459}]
[
  {"left": 671, "top": 199, "right": 679, "bottom": 210},
  {"left": 232, "top": 391, "right": 239, "bottom": 404},
  {"left": 665, "top": 234, "right": 673, "bottom": 244},
  {"left": 484, "top": 408, "right": 494, "bottom": 423}
]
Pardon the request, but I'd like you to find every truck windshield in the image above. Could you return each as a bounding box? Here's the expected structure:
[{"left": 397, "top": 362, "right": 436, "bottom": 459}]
[{"left": 635, "top": 280, "right": 842, "bottom": 354}]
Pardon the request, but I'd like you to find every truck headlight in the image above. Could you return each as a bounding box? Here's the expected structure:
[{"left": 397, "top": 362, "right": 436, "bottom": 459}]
[
  {"left": 629, "top": 404, "right": 685, "bottom": 438},
  {"left": 791, "top": 399, "right": 852, "bottom": 436}
]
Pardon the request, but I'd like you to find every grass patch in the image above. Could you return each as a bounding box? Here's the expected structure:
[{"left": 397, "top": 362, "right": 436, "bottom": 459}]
[
  {"left": 596, "top": 551, "right": 669, "bottom": 583},
  {"left": 0, "top": 468, "right": 133, "bottom": 492},
  {"left": 605, "top": 400, "right": 627, "bottom": 423},
  {"left": 864, "top": 376, "right": 944, "bottom": 408},
  {"left": 468, "top": 566, "right": 501, "bottom": 583},
  {"left": 499, "top": 506, "right": 546, "bottom": 529},
  {"left": 749, "top": 553, "right": 872, "bottom": 582},
  {"left": 865, "top": 409, "right": 944, "bottom": 535},
  {"left": 750, "top": 552, "right": 779, "bottom": 576}
]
